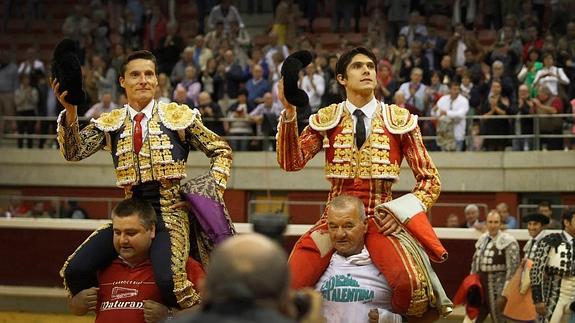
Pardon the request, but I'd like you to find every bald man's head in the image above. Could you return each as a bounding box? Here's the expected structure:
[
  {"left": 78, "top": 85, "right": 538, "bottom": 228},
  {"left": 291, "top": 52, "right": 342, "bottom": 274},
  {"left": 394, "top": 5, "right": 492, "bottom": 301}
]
[
  {"left": 203, "top": 234, "right": 290, "bottom": 305},
  {"left": 198, "top": 91, "right": 212, "bottom": 106}
]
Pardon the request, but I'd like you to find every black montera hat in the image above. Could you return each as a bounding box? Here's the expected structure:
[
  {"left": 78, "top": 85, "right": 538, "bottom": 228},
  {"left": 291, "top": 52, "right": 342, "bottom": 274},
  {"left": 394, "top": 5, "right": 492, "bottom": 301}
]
[
  {"left": 281, "top": 50, "right": 312, "bottom": 108},
  {"left": 51, "top": 39, "right": 86, "bottom": 105},
  {"left": 522, "top": 213, "right": 550, "bottom": 225}
]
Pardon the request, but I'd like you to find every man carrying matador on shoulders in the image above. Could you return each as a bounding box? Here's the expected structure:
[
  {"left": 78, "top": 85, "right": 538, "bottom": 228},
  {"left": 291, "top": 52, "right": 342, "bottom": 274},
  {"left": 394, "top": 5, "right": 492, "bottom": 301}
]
[
  {"left": 276, "top": 47, "right": 453, "bottom": 320},
  {"left": 51, "top": 41, "right": 234, "bottom": 310}
]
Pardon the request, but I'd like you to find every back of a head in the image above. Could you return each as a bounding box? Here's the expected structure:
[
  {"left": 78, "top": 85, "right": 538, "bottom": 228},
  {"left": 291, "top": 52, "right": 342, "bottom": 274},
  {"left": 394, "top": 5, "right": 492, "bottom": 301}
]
[
  {"left": 204, "top": 234, "right": 289, "bottom": 306},
  {"left": 112, "top": 198, "right": 157, "bottom": 229}
]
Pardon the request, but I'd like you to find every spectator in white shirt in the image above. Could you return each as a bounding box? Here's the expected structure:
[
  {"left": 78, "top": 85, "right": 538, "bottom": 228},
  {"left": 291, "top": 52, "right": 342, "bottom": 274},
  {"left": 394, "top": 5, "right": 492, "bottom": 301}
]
[
  {"left": 398, "top": 68, "right": 427, "bottom": 115},
  {"left": 299, "top": 62, "right": 325, "bottom": 113},
  {"left": 84, "top": 92, "right": 118, "bottom": 119},
  {"left": 532, "top": 52, "right": 570, "bottom": 96},
  {"left": 316, "top": 195, "right": 402, "bottom": 323},
  {"left": 431, "top": 81, "right": 470, "bottom": 151},
  {"left": 17, "top": 47, "right": 45, "bottom": 77},
  {"left": 399, "top": 11, "right": 428, "bottom": 47},
  {"left": 264, "top": 32, "right": 289, "bottom": 82},
  {"left": 206, "top": 0, "right": 244, "bottom": 33},
  {"left": 249, "top": 92, "right": 281, "bottom": 151}
]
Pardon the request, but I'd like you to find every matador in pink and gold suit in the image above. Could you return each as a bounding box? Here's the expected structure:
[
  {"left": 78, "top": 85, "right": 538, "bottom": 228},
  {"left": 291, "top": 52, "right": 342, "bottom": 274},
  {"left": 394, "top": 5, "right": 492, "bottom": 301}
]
[{"left": 277, "top": 98, "right": 453, "bottom": 318}]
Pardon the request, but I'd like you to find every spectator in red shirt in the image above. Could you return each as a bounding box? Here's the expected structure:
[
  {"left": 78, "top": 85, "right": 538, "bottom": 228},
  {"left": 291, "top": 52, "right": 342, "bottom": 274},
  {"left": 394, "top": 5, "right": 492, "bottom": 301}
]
[
  {"left": 143, "top": 4, "right": 167, "bottom": 51},
  {"left": 532, "top": 85, "right": 564, "bottom": 150},
  {"left": 522, "top": 25, "right": 544, "bottom": 62}
]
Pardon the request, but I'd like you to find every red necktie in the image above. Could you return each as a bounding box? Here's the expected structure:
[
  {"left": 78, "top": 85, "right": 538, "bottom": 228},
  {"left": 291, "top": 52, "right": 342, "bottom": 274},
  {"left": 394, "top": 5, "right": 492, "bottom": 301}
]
[{"left": 133, "top": 112, "right": 145, "bottom": 154}]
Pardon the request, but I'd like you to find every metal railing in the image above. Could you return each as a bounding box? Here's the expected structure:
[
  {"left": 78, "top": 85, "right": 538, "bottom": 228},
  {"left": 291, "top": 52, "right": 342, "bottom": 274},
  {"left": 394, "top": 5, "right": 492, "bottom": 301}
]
[
  {"left": 1, "top": 194, "right": 494, "bottom": 226},
  {"left": 428, "top": 202, "right": 490, "bottom": 224},
  {"left": 247, "top": 199, "right": 490, "bottom": 225},
  {"left": 247, "top": 199, "right": 326, "bottom": 223},
  {"left": 0, "top": 113, "right": 573, "bottom": 150},
  {"left": 1, "top": 195, "right": 566, "bottom": 241},
  {"left": 419, "top": 113, "right": 574, "bottom": 151}
]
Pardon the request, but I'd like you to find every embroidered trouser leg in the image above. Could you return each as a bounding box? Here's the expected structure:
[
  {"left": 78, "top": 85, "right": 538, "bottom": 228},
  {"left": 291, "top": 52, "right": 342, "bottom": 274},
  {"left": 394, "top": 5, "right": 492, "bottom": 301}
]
[
  {"left": 366, "top": 220, "right": 432, "bottom": 316},
  {"left": 134, "top": 182, "right": 201, "bottom": 308},
  {"left": 60, "top": 224, "right": 117, "bottom": 296},
  {"left": 150, "top": 210, "right": 200, "bottom": 308},
  {"left": 549, "top": 276, "right": 575, "bottom": 323},
  {"left": 478, "top": 272, "right": 506, "bottom": 323},
  {"left": 288, "top": 220, "right": 335, "bottom": 289}
]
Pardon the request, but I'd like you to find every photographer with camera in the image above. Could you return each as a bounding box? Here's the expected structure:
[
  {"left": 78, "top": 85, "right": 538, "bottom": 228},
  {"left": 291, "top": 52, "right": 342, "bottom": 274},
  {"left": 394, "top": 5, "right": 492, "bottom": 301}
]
[
  {"left": 225, "top": 88, "right": 254, "bottom": 151},
  {"left": 515, "top": 84, "right": 535, "bottom": 151},
  {"left": 249, "top": 92, "right": 282, "bottom": 151},
  {"left": 444, "top": 24, "right": 482, "bottom": 68},
  {"left": 172, "top": 234, "right": 325, "bottom": 323},
  {"left": 196, "top": 91, "right": 225, "bottom": 136}
]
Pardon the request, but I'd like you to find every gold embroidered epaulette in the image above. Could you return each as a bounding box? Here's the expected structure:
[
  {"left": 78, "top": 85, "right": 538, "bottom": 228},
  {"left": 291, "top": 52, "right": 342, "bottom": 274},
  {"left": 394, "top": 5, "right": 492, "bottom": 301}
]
[
  {"left": 92, "top": 108, "right": 128, "bottom": 132},
  {"left": 308, "top": 103, "right": 344, "bottom": 131},
  {"left": 158, "top": 102, "right": 198, "bottom": 130},
  {"left": 382, "top": 104, "right": 418, "bottom": 134}
]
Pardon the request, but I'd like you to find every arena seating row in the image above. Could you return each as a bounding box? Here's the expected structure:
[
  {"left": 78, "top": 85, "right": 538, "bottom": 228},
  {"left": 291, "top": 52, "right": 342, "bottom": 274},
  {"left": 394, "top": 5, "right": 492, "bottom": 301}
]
[
  {"left": 2, "top": 0, "right": 503, "bottom": 65},
  {"left": 1, "top": 0, "right": 196, "bottom": 63}
]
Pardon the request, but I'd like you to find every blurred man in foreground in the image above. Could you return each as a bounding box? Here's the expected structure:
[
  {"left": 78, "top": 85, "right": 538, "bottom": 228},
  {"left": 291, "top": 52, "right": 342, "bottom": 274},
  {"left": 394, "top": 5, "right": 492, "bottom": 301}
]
[{"left": 173, "top": 234, "right": 325, "bottom": 323}]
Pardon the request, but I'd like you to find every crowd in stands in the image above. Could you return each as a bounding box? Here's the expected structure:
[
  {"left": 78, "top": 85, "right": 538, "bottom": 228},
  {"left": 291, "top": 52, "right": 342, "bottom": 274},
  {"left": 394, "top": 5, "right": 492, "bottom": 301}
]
[
  {"left": 1, "top": 0, "right": 575, "bottom": 151},
  {"left": 444, "top": 200, "right": 562, "bottom": 230},
  {"left": 1, "top": 198, "right": 88, "bottom": 219}
]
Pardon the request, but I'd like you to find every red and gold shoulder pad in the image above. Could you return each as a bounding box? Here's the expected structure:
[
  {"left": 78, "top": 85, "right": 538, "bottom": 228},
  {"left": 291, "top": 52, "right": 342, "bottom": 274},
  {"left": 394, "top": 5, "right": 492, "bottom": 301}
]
[
  {"left": 308, "top": 103, "right": 344, "bottom": 131},
  {"left": 382, "top": 104, "right": 418, "bottom": 134}
]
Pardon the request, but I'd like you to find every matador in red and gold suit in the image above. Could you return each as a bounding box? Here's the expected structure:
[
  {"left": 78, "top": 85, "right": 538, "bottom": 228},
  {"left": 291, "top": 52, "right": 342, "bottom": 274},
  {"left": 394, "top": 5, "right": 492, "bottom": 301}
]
[{"left": 277, "top": 50, "right": 453, "bottom": 318}]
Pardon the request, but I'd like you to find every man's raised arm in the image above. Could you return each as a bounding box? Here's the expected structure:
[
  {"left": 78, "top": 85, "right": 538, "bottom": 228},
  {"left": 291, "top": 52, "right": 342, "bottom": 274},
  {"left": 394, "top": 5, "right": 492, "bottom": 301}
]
[{"left": 52, "top": 79, "right": 106, "bottom": 161}]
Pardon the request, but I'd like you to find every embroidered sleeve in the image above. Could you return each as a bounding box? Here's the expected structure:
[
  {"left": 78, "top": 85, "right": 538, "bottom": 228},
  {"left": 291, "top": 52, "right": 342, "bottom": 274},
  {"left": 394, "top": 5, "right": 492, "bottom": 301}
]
[
  {"left": 400, "top": 125, "right": 441, "bottom": 211},
  {"left": 530, "top": 237, "right": 551, "bottom": 304},
  {"left": 470, "top": 236, "right": 483, "bottom": 274},
  {"left": 505, "top": 239, "right": 520, "bottom": 281},
  {"left": 56, "top": 110, "right": 106, "bottom": 161},
  {"left": 185, "top": 115, "right": 232, "bottom": 195},
  {"left": 276, "top": 112, "right": 323, "bottom": 171}
]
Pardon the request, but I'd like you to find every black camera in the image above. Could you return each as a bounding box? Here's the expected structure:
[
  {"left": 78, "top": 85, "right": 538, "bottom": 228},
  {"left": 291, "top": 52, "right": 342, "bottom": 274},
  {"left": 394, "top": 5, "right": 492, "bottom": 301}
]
[
  {"left": 293, "top": 291, "right": 311, "bottom": 320},
  {"left": 251, "top": 214, "right": 287, "bottom": 245}
]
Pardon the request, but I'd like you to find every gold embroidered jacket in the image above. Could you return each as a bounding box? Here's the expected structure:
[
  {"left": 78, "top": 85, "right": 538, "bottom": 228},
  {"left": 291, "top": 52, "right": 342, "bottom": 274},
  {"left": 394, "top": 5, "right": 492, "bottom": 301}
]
[
  {"left": 57, "top": 102, "right": 232, "bottom": 194},
  {"left": 277, "top": 102, "right": 440, "bottom": 215}
]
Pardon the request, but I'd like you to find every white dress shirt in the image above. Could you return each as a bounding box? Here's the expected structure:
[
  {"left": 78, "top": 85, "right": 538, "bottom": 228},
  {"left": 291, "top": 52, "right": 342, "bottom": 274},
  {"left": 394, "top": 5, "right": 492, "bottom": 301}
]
[
  {"left": 127, "top": 99, "right": 155, "bottom": 138},
  {"left": 432, "top": 94, "right": 469, "bottom": 141},
  {"left": 300, "top": 73, "right": 325, "bottom": 111},
  {"left": 398, "top": 82, "right": 427, "bottom": 113},
  {"left": 345, "top": 97, "right": 378, "bottom": 138},
  {"left": 533, "top": 66, "right": 570, "bottom": 96}
]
